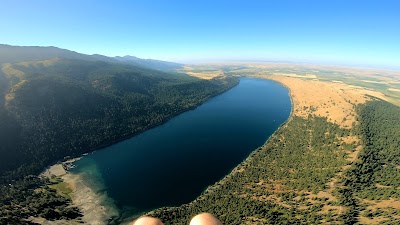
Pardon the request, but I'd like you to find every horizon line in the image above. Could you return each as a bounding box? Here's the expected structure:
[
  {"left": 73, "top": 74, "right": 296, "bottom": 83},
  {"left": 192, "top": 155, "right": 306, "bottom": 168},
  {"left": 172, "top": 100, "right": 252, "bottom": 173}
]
[{"left": 2, "top": 43, "right": 399, "bottom": 71}]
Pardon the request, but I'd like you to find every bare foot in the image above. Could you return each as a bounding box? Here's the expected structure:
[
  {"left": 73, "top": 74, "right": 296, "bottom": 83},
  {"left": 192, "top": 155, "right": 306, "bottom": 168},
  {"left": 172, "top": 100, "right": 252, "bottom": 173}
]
[
  {"left": 131, "top": 216, "right": 164, "bottom": 225},
  {"left": 189, "top": 213, "right": 222, "bottom": 225}
]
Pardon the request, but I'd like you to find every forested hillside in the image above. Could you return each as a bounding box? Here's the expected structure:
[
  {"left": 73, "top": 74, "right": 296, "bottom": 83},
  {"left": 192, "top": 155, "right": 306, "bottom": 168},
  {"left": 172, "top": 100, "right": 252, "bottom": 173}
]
[
  {"left": 0, "top": 57, "right": 237, "bottom": 183},
  {"left": 149, "top": 100, "right": 400, "bottom": 224},
  {"left": 0, "top": 50, "right": 237, "bottom": 224},
  {"left": 345, "top": 99, "right": 400, "bottom": 223}
]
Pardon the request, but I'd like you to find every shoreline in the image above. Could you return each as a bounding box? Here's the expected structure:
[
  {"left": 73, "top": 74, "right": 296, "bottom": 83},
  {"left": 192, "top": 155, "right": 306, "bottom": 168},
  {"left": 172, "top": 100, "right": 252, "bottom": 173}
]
[
  {"left": 63, "top": 171, "right": 119, "bottom": 225},
  {"left": 41, "top": 159, "right": 119, "bottom": 225},
  {"left": 36, "top": 79, "right": 240, "bottom": 225},
  {"left": 65, "top": 78, "right": 239, "bottom": 159},
  {"left": 37, "top": 77, "right": 239, "bottom": 182},
  {"left": 41, "top": 77, "right": 282, "bottom": 224},
  {"left": 146, "top": 76, "right": 295, "bottom": 217},
  {"left": 55, "top": 76, "right": 396, "bottom": 224}
]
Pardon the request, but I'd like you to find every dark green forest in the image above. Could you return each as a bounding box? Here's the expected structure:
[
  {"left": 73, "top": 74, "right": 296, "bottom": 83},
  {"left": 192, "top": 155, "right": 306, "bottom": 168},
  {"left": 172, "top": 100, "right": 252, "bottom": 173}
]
[
  {"left": 0, "top": 59, "right": 238, "bottom": 182},
  {"left": 347, "top": 99, "right": 400, "bottom": 196},
  {"left": 0, "top": 176, "right": 82, "bottom": 225},
  {"left": 0, "top": 49, "right": 238, "bottom": 224},
  {"left": 149, "top": 100, "right": 400, "bottom": 224},
  {"left": 343, "top": 99, "right": 400, "bottom": 223}
]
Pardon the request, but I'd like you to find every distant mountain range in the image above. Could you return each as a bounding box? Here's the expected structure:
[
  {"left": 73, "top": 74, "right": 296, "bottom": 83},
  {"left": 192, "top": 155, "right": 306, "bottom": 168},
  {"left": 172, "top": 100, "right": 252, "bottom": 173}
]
[{"left": 0, "top": 44, "right": 182, "bottom": 71}]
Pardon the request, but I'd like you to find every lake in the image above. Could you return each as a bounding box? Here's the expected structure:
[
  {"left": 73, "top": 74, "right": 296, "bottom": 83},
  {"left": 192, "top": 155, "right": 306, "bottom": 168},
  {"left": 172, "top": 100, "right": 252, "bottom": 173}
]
[{"left": 70, "top": 78, "right": 291, "bottom": 222}]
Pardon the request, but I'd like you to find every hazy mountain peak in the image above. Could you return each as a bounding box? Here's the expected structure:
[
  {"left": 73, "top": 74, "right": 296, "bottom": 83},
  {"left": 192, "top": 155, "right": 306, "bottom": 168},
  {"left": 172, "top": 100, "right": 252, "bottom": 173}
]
[
  {"left": 114, "top": 55, "right": 182, "bottom": 71},
  {"left": 115, "top": 55, "right": 140, "bottom": 61},
  {"left": 0, "top": 44, "right": 182, "bottom": 71}
]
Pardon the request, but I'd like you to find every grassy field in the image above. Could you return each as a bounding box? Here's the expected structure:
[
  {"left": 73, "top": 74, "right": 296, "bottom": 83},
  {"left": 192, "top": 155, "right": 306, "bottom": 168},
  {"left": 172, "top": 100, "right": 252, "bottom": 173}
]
[
  {"left": 182, "top": 62, "right": 400, "bottom": 106},
  {"left": 49, "top": 180, "right": 73, "bottom": 198}
]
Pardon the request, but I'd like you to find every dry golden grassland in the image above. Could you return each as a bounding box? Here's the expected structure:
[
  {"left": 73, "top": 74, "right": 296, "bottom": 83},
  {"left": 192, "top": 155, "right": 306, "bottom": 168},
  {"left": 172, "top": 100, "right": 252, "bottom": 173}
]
[{"left": 183, "top": 62, "right": 400, "bottom": 106}]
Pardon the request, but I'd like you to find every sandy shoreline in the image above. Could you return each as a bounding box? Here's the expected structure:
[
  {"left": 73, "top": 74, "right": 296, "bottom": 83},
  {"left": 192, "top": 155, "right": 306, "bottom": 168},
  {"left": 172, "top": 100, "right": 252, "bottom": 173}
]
[
  {"left": 41, "top": 159, "right": 118, "bottom": 225},
  {"left": 63, "top": 172, "right": 119, "bottom": 225}
]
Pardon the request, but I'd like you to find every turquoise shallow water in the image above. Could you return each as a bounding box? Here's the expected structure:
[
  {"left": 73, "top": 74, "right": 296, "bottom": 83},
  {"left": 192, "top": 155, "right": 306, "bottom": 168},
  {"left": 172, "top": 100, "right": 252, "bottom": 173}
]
[{"left": 70, "top": 78, "right": 291, "bottom": 221}]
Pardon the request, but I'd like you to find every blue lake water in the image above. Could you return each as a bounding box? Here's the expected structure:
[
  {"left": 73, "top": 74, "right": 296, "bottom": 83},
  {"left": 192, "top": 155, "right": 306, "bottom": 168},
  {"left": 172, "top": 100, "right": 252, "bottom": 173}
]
[{"left": 70, "top": 78, "right": 291, "bottom": 222}]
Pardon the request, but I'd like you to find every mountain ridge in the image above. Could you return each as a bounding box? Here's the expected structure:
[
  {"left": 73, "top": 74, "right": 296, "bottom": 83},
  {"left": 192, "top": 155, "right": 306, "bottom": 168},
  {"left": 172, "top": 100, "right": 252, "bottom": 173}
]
[{"left": 0, "top": 44, "right": 182, "bottom": 71}]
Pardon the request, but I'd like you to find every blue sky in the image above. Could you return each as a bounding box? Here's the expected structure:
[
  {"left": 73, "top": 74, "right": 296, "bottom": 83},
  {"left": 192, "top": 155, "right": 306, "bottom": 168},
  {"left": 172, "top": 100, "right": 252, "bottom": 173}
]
[{"left": 0, "top": 0, "right": 399, "bottom": 68}]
